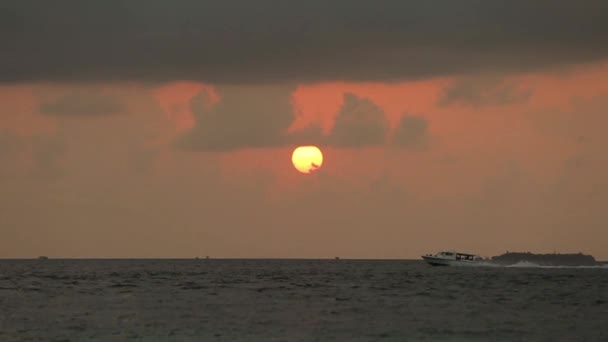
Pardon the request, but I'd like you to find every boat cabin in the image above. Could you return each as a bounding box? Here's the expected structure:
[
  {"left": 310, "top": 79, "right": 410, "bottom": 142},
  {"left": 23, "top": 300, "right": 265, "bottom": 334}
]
[
  {"left": 423, "top": 250, "right": 484, "bottom": 266},
  {"left": 435, "top": 251, "right": 480, "bottom": 261}
]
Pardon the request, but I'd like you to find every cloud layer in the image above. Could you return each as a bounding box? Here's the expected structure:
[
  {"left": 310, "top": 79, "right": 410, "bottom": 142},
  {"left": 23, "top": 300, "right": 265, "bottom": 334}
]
[
  {"left": 438, "top": 76, "right": 533, "bottom": 107},
  {"left": 40, "top": 92, "right": 125, "bottom": 117},
  {"left": 393, "top": 115, "right": 429, "bottom": 149},
  {"left": 175, "top": 85, "right": 297, "bottom": 151},
  {"left": 2, "top": 66, "right": 608, "bottom": 259},
  {"left": 3, "top": 1, "right": 608, "bottom": 84},
  {"left": 328, "top": 93, "right": 389, "bottom": 147},
  {"left": 175, "top": 89, "right": 426, "bottom": 151}
]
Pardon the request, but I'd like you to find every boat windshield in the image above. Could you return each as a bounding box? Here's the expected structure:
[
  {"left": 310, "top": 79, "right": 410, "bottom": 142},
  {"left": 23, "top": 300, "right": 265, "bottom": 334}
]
[{"left": 456, "top": 253, "right": 478, "bottom": 260}]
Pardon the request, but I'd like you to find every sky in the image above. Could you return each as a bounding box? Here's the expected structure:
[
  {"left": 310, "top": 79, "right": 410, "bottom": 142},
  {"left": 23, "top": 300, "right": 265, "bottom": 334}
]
[{"left": 1, "top": 1, "right": 608, "bottom": 259}]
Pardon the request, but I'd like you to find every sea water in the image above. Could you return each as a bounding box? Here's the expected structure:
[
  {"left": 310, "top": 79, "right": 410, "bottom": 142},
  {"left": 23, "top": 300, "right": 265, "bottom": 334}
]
[{"left": 0, "top": 259, "right": 607, "bottom": 341}]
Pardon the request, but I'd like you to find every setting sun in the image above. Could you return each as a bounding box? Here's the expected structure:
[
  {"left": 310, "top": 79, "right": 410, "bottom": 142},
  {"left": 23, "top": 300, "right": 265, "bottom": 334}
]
[{"left": 291, "top": 146, "right": 323, "bottom": 174}]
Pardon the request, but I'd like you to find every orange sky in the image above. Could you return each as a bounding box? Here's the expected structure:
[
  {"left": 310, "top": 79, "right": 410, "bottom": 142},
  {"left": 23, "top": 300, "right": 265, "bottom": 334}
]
[{"left": 1, "top": 61, "right": 607, "bottom": 259}]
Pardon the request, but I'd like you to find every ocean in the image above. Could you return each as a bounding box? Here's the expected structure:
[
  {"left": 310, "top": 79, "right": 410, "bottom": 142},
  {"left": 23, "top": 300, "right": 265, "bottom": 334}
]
[{"left": 1, "top": 259, "right": 607, "bottom": 341}]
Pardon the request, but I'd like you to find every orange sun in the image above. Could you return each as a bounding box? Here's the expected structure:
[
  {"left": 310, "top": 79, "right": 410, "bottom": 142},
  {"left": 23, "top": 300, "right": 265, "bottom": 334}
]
[{"left": 291, "top": 146, "right": 323, "bottom": 174}]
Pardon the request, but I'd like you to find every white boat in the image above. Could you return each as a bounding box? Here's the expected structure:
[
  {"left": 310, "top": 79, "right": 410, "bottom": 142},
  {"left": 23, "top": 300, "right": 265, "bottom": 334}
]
[{"left": 422, "top": 251, "right": 484, "bottom": 266}]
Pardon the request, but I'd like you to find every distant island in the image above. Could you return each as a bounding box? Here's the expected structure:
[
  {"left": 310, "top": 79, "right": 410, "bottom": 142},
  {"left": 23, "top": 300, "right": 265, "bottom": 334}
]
[{"left": 491, "top": 252, "right": 597, "bottom": 266}]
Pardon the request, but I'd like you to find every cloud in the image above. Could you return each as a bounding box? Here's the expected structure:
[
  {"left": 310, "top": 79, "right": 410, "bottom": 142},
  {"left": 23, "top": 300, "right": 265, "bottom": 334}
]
[
  {"left": 40, "top": 92, "right": 124, "bottom": 117},
  {"left": 175, "top": 89, "right": 433, "bottom": 151},
  {"left": 392, "top": 115, "right": 429, "bottom": 149},
  {"left": 175, "top": 85, "right": 298, "bottom": 151},
  {"left": 438, "top": 76, "right": 532, "bottom": 107},
  {"left": 326, "top": 93, "right": 389, "bottom": 147},
  {"left": 2, "top": 2, "right": 608, "bottom": 84},
  {"left": 287, "top": 124, "right": 325, "bottom": 147}
]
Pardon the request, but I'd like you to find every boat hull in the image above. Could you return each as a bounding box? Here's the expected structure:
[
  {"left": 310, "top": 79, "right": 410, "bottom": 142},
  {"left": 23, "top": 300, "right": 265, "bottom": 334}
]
[{"left": 422, "top": 256, "right": 481, "bottom": 267}]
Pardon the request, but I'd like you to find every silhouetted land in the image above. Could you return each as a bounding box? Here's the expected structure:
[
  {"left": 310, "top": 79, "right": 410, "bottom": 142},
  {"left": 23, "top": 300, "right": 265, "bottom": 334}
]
[{"left": 491, "top": 252, "right": 597, "bottom": 266}]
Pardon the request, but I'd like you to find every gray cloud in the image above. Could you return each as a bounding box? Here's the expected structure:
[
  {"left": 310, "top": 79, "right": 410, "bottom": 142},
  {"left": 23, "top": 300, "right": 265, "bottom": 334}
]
[
  {"left": 438, "top": 76, "right": 533, "bottom": 107},
  {"left": 392, "top": 115, "right": 429, "bottom": 149},
  {"left": 2, "top": 1, "right": 608, "bottom": 84},
  {"left": 287, "top": 124, "right": 325, "bottom": 147},
  {"left": 176, "top": 89, "right": 395, "bottom": 151},
  {"left": 327, "top": 93, "right": 389, "bottom": 147},
  {"left": 40, "top": 92, "right": 124, "bottom": 117},
  {"left": 175, "top": 85, "right": 298, "bottom": 151}
]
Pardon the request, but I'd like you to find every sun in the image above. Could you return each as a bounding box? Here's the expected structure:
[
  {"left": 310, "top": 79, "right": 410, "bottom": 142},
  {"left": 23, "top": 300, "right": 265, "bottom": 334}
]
[{"left": 292, "top": 146, "right": 323, "bottom": 174}]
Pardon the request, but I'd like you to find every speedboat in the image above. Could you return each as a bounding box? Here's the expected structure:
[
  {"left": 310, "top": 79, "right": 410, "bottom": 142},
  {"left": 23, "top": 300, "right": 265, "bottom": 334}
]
[{"left": 422, "top": 251, "right": 484, "bottom": 266}]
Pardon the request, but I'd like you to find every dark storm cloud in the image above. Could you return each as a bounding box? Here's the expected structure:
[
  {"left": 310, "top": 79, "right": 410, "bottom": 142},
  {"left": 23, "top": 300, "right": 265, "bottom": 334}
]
[
  {"left": 392, "top": 115, "right": 429, "bottom": 149},
  {"left": 438, "top": 77, "right": 532, "bottom": 107},
  {"left": 2, "top": 1, "right": 608, "bottom": 84},
  {"left": 40, "top": 92, "right": 125, "bottom": 117},
  {"left": 326, "top": 93, "right": 389, "bottom": 148}
]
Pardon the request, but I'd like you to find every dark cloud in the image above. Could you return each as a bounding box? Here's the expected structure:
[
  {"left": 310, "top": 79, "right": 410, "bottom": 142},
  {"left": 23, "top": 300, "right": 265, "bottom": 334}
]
[
  {"left": 287, "top": 124, "right": 325, "bottom": 147},
  {"left": 392, "top": 115, "right": 429, "bottom": 149},
  {"left": 175, "top": 85, "right": 298, "bottom": 151},
  {"left": 2, "top": 1, "right": 608, "bottom": 84},
  {"left": 40, "top": 92, "right": 124, "bottom": 117},
  {"left": 327, "top": 93, "right": 389, "bottom": 147},
  {"left": 175, "top": 89, "right": 394, "bottom": 151},
  {"left": 438, "top": 76, "right": 532, "bottom": 107}
]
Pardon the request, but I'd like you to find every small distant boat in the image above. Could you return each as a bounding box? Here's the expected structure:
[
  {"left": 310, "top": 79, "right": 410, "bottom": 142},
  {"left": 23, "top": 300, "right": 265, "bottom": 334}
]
[
  {"left": 422, "top": 251, "right": 483, "bottom": 266},
  {"left": 38, "top": 256, "right": 49, "bottom": 260}
]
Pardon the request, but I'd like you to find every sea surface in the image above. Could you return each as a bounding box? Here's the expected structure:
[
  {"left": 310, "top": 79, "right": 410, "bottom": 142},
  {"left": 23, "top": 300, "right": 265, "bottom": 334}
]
[{"left": 1, "top": 259, "right": 607, "bottom": 341}]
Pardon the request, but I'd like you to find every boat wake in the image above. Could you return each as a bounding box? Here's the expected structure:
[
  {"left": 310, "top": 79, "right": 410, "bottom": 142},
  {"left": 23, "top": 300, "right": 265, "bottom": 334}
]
[
  {"left": 462, "top": 261, "right": 501, "bottom": 267},
  {"left": 422, "top": 250, "right": 607, "bottom": 269},
  {"left": 442, "top": 261, "right": 608, "bottom": 269},
  {"left": 503, "top": 261, "right": 608, "bottom": 269}
]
